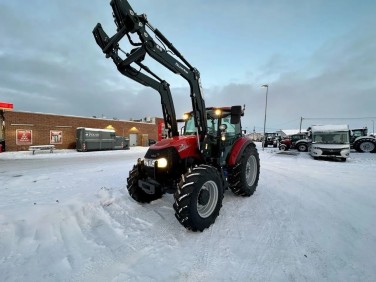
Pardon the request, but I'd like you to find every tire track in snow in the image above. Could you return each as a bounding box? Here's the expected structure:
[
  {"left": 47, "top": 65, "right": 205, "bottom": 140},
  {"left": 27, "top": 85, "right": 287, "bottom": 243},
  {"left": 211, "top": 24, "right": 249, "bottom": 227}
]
[
  {"left": 215, "top": 160, "right": 321, "bottom": 281},
  {"left": 257, "top": 158, "right": 348, "bottom": 281}
]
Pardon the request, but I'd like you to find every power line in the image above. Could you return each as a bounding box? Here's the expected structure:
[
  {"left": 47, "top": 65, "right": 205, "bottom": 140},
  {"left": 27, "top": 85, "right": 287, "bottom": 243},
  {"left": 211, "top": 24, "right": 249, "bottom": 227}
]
[{"left": 273, "top": 118, "right": 301, "bottom": 127}]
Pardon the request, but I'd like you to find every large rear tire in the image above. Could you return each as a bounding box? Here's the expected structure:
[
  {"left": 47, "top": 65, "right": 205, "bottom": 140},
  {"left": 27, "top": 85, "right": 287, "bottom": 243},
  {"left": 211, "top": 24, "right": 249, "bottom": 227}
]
[
  {"left": 229, "top": 145, "right": 260, "bottom": 197},
  {"left": 173, "top": 164, "right": 224, "bottom": 232},
  {"left": 353, "top": 138, "right": 376, "bottom": 153},
  {"left": 127, "top": 165, "right": 162, "bottom": 203}
]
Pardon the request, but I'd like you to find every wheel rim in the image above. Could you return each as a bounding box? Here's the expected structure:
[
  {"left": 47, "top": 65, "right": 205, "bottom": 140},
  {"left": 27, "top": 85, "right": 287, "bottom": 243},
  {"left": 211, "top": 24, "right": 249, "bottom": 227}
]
[
  {"left": 246, "top": 155, "right": 257, "bottom": 186},
  {"left": 298, "top": 144, "right": 306, "bottom": 151},
  {"left": 197, "top": 180, "right": 218, "bottom": 218},
  {"left": 360, "top": 142, "right": 375, "bottom": 152}
]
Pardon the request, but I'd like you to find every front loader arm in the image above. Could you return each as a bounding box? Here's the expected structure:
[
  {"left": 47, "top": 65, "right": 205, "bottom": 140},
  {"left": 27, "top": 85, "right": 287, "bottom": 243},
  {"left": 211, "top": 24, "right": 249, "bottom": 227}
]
[
  {"left": 120, "top": 66, "right": 179, "bottom": 138},
  {"left": 93, "top": 23, "right": 178, "bottom": 138},
  {"left": 93, "top": 0, "right": 207, "bottom": 143}
]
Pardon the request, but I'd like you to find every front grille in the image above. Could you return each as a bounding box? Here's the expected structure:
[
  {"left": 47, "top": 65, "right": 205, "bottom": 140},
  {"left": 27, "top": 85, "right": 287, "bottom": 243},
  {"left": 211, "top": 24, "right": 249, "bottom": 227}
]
[
  {"left": 143, "top": 147, "right": 182, "bottom": 181},
  {"left": 321, "top": 149, "right": 342, "bottom": 156}
]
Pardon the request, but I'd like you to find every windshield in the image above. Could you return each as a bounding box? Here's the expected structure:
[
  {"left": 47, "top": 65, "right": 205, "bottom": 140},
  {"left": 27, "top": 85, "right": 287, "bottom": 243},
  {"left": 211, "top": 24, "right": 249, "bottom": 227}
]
[
  {"left": 291, "top": 134, "right": 306, "bottom": 142},
  {"left": 183, "top": 112, "right": 240, "bottom": 137},
  {"left": 352, "top": 129, "right": 366, "bottom": 138},
  {"left": 313, "top": 132, "right": 349, "bottom": 144},
  {"left": 184, "top": 116, "right": 196, "bottom": 135}
]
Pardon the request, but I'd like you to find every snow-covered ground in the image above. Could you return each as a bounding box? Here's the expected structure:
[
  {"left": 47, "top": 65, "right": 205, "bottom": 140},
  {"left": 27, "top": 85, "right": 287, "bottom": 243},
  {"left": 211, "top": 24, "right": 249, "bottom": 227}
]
[{"left": 1, "top": 143, "right": 375, "bottom": 282}]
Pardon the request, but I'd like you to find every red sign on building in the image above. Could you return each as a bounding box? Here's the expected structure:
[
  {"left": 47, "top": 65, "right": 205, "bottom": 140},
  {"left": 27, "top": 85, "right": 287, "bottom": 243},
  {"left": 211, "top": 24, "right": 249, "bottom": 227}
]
[
  {"left": 0, "top": 102, "right": 14, "bottom": 111},
  {"left": 16, "top": 129, "right": 32, "bottom": 145}
]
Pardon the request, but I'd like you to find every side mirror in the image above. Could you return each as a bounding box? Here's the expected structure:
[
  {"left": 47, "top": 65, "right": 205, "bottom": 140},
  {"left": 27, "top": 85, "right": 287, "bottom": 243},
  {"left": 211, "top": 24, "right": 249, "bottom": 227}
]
[{"left": 230, "top": 105, "right": 242, "bottom": 124}]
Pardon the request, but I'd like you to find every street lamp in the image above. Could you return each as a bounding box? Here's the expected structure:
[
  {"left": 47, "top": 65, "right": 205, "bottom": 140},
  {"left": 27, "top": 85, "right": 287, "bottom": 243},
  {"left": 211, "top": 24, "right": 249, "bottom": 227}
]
[{"left": 261, "top": 84, "right": 269, "bottom": 151}]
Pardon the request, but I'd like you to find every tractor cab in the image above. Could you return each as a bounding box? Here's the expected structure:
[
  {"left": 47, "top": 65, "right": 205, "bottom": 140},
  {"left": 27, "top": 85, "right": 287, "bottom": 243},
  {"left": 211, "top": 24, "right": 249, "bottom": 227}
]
[{"left": 182, "top": 106, "right": 243, "bottom": 166}]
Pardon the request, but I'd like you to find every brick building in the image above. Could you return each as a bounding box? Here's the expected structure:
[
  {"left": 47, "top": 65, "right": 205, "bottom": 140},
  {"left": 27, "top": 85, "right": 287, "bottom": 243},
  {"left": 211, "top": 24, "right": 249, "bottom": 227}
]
[{"left": 0, "top": 110, "right": 163, "bottom": 152}]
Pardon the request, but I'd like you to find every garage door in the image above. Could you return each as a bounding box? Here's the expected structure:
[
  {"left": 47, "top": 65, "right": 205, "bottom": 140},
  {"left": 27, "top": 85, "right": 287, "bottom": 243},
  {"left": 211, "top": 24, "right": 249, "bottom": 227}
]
[{"left": 129, "top": 133, "right": 137, "bottom": 146}]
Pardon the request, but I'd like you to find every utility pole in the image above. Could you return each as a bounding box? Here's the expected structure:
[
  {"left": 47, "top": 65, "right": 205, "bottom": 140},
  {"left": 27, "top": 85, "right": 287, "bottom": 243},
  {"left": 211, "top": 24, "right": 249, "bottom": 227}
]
[{"left": 261, "top": 84, "right": 269, "bottom": 151}]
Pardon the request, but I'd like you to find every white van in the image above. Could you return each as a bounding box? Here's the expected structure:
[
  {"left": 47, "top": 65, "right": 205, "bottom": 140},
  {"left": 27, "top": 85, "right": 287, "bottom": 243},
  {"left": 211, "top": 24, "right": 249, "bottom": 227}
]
[{"left": 309, "top": 124, "right": 350, "bottom": 161}]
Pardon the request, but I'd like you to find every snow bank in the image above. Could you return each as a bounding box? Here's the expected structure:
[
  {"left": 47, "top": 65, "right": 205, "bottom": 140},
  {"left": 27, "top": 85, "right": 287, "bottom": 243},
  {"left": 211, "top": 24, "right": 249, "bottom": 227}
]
[{"left": 1, "top": 144, "right": 376, "bottom": 281}]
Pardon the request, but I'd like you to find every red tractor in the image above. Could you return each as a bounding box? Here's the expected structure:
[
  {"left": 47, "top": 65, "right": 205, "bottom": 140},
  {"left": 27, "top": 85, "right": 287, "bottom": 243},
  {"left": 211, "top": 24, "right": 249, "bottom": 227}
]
[
  {"left": 279, "top": 132, "right": 309, "bottom": 151},
  {"left": 93, "top": 0, "right": 260, "bottom": 231}
]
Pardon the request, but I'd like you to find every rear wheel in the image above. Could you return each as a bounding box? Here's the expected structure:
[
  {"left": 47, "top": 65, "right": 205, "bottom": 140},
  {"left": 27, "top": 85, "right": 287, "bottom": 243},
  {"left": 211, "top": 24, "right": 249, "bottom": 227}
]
[
  {"left": 354, "top": 138, "right": 376, "bottom": 153},
  {"left": 229, "top": 145, "right": 260, "bottom": 197},
  {"left": 127, "top": 165, "right": 162, "bottom": 203},
  {"left": 173, "top": 164, "right": 224, "bottom": 232}
]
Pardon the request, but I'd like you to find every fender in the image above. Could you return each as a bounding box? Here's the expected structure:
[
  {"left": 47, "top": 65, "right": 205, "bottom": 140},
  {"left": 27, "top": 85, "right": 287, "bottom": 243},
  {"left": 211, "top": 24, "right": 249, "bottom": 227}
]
[
  {"left": 295, "top": 139, "right": 308, "bottom": 145},
  {"left": 354, "top": 136, "right": 376, "bottom": 143},
  {"left": 227, "top": 137, "right": 255, "bottom": 166}
]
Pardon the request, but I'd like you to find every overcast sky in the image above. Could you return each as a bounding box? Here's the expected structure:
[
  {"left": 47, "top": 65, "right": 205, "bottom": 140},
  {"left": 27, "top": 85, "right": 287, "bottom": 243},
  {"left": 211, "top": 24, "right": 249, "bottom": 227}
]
[{"left": 1, "top": 0, "right": 375, "bottom": 132}]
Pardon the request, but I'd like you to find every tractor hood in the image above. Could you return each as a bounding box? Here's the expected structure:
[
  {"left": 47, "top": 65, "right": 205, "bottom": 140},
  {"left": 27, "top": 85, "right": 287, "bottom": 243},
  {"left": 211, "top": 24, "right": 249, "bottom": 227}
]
[{"left": 149, "top": 135, "right": 201, "bottom": 159}]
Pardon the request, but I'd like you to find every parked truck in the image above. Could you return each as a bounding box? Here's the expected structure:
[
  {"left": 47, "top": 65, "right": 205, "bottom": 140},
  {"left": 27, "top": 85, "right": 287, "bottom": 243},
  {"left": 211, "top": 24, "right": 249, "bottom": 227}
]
[
  {"left": 76, "top": 127, "right": 129, "bottom": 152},
  {"left": 309, "top": 124, "right": 350, "bottom": 161}
]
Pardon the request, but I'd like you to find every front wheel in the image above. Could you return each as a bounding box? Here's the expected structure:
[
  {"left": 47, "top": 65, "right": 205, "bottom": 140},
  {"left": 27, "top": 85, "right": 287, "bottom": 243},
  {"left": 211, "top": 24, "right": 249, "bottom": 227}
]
[
  {"left": 173, "top": 164, "right": 224, "bottom": 232},
  {"left": 127, "top": 165, "right": 162, "bottom": 203},
  {"left": 279, "top": 144, "right": 288, "bottom": 151},
  {"left": 229, "top": 145, "right": 260, "bottom": 197},
  {"left": 297, "top": 143, "right": 308, "bottom": 152}
]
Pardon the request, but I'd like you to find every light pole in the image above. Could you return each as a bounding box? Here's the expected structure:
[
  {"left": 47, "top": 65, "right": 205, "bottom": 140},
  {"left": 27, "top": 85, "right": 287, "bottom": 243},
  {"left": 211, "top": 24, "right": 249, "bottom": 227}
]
[{"left": 261, "top": 84, "right": 269, "bottom": 151}]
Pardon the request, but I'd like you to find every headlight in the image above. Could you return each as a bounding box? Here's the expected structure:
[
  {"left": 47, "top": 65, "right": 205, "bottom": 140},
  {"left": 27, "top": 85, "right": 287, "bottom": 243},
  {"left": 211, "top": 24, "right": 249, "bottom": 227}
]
[
  {"left": 157, "top": 157, "right": 168, "bottom": 168},
  {"left": 144, "top": 158, "right": 168, "bottom": 168}
]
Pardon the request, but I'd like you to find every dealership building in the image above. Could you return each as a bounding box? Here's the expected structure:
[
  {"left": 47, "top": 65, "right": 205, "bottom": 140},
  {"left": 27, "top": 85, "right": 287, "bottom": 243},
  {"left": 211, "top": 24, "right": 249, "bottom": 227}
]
[{"left": 0, "top": 103, "right": 163, "bottom": 152}]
